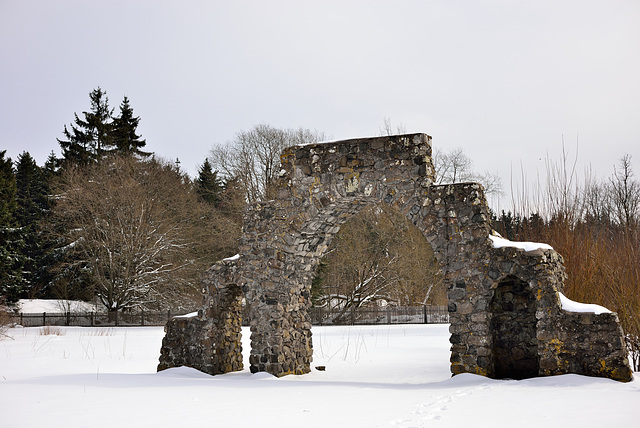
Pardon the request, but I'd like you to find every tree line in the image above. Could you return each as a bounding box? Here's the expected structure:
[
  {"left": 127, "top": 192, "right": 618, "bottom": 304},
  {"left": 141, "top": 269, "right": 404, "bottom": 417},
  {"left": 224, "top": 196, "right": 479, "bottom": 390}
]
[{"left": 0, "top": 88, "right": 243, "bottom": 316}]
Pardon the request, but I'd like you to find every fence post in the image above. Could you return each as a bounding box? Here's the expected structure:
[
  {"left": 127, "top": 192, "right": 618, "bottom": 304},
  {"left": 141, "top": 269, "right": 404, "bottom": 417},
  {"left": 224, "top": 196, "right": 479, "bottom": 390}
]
[
  {"left": 91, "top": 312, "right": 94, "bottom": 327},
  {"left": 20, "top": 312, "right": 23, "bottom": 325},
  {"left": 387, "top": 307, "right": 391, "bottom": 324},
  {"left": 141, "top": 310, "right": 145, "bottom": 326},
  {"left": 423, "top": 305, "right": 427, "bottom": 324},
  {"left": 115, "top": 310, "right": 119, "bottom": 327},
  {"left": 43, "top": 312, "right": 46, "bottom": 326},
  {"left": 66, "top": 311, "right": 70, "bottom": 326}
]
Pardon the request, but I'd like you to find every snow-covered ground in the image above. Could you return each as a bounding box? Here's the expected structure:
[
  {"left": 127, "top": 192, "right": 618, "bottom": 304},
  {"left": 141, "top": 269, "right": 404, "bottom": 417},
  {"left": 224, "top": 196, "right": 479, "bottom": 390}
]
[
  {"left": 1, "top": 324, "right": 638, "bottom": 427},
  {"left": 16, "top": 298, "right": 101, "bottom": 313}
]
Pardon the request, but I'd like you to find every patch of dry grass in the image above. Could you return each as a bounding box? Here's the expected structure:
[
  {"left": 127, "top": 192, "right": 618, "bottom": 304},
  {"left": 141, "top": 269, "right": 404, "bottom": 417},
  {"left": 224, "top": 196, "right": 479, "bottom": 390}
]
[
  {"left": 85, "top": 327, "right": 114, "bottom": 336},
  {"left": 0, "top": 308, "right": 11, "bottom": 339},
  {"left": 39, "top": 326, "right": 65, "bottom": 336}
]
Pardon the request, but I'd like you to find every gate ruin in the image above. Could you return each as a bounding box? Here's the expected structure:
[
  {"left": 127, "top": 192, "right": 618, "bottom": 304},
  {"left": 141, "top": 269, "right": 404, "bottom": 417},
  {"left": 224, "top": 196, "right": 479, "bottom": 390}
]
[{"left": 158, "top": 133, "right": 632, "bottom": 382}]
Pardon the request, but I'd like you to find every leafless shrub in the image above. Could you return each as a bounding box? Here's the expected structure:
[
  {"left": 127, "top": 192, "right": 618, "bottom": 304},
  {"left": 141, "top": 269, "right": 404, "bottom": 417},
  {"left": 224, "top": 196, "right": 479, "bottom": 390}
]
[{"left": 626, "top": 334, "right": 640, "bottom": 372}]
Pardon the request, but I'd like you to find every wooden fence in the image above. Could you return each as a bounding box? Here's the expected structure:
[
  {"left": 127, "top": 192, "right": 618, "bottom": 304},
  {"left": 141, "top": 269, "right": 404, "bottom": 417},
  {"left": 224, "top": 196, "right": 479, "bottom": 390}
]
[
  {"left": 9, "top": 305, "right": 449, "bottom": 328},
  {"left": 309, "top": 305, "right": 449, "bottom": 326},
  {"left": 8, "top": 310, "right": 176, "bottom": 327}
]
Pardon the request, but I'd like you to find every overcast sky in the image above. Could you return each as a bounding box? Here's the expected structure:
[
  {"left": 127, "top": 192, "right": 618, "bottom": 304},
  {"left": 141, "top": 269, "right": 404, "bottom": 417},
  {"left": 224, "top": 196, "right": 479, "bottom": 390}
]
[{"left": 2, "top": 0, "right": 639, "bottom": 210}]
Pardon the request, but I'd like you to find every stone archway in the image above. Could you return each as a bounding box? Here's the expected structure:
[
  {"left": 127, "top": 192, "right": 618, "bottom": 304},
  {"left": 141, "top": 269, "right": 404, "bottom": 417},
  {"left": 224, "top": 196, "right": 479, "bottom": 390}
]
[
  {"left": 238, "top": 134, "right": 443, "bottom": 376},
  {"left": 158, "top": 133, "right": 633, "bottom": 382}
]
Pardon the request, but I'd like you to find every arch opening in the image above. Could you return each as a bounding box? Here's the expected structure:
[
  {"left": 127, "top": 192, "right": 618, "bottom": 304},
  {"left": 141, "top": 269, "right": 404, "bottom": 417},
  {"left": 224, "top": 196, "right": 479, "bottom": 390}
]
[
  {"left": 308, "top": 202, "right": 446, "bottom": 325},
  {"left": 490, "top": 275, "right": 539, "bottom": 379}
]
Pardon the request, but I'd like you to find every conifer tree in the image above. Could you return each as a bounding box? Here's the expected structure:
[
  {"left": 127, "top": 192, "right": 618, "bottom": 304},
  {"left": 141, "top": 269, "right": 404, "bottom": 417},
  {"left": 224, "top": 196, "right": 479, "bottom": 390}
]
[
  {"left": 15, "top": 153, "right": 44, "bottom": 226},
  {"left": 43, "top": 152, "right": 59, "bottom": 180},
  {"left": 15, "top": 152, "right": 54, "bottom": 296},
  {"left": 111, "top": 96, "right": 149, "bottom": 157},
  {"left": 195, "top": 159, "right": 222, "bottom": 206},
  {"left": 57, "top": 87, "right": 114, "bottom": 167},
  {"left": 0, "top": 152, "right": 16, "bottom": 226},
  {"left": 0, "top": 151, "right": 25, "bottom": 303}
]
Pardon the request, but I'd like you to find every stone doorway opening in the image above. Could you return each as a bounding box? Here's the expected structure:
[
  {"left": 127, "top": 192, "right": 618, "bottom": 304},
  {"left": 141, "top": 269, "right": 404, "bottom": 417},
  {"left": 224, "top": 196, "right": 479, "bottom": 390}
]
[{"left": 490, "top": 275, "right": 539, "bottom": 379}]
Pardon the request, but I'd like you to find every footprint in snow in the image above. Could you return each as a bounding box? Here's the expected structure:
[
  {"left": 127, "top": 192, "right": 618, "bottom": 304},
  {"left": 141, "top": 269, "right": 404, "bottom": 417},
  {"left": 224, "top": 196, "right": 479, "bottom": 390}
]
[{"left": 386, "top": 383, "right": 493, "bottom": 427}]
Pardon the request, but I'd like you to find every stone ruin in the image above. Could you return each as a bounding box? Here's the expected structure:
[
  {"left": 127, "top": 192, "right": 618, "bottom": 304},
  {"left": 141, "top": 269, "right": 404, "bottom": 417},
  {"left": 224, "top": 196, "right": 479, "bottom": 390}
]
[{"left": 158, "top": 133, "right": 633, "bottom": 382}]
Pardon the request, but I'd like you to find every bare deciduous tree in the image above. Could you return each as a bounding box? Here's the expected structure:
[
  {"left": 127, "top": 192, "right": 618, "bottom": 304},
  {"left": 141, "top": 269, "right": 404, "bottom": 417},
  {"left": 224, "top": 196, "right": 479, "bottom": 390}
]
[
  {"left": 51, "top": 155, "right": 239, "bottom": 316},
  {"left": 610, "top": 154, "right": 640, "bottom": 228},
  {"left": 209, "top": 124, "right": 326, "bottom": 203},
  {"left": 433, "top": 147, "right": 503, "bottom": 196},
  {"left": 379, "top": 117, "right": 407, "bottom": 136},
  {"left": 433, "top": 147, "right": 473, "bottom": 184}
]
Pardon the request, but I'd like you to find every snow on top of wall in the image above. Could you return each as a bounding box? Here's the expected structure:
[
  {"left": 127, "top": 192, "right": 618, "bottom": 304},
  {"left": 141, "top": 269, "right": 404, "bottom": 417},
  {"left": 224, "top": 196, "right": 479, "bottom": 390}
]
[
  {"left": 294, "top": 137, "right": 342, "bottom": 147},
  {"left": 17, "top": 299, "right": 100, "bottom": 313},
  {"left": 294, "top": 135, "right": 382, "bottom": 148},
  {"left": 173, "top": 312, "right": 199, "bottom": 319},
  {"left": 223, "top": 254, "right": 240, "bottom": 262},
  {"left": 558, "top": 292, "right": 612, "bottom": 315},
  {"left": 489, "top": 233, "right": 553, "bottom": 252},
  {"left": 293, "top": 133, "right": 422, "bottom": 148}
]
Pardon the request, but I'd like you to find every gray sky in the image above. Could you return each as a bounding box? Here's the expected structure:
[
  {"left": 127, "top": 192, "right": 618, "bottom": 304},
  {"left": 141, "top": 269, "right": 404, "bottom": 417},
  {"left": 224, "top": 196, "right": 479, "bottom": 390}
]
[{"left": 2, "top": 0, "right": 639, "bottom": 210}]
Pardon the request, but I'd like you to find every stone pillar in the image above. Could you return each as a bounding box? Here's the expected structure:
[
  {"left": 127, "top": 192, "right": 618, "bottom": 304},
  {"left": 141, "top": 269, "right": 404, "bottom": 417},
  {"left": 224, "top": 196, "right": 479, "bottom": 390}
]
[
  {"left": 158, "top": 259, "right": 244, "bottom": 375},
  {"left": 421, "top": 183, "right": 494, "bottom": 377},
  {"left": 240, "top": 201, "right": 314, "bottom": 376},
  {"left": 247, "top": 279, "right": 313, "bottom": 376}
]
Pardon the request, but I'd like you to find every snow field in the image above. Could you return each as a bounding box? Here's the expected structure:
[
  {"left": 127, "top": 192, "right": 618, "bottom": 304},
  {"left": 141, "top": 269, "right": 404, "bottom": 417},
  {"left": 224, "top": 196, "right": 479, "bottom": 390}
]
[{"left": 1, "top": 324, "right": 638, "bottom": 427}]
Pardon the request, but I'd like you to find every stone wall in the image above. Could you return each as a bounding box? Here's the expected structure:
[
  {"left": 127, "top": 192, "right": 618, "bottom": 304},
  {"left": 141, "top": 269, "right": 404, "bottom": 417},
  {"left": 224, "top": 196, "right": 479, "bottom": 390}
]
[
  {"left": 540, "top": 308, "right": 631, "bottom": 381},
  {"left": 158, "top": 133, "right": 633, "bottom": 382}
]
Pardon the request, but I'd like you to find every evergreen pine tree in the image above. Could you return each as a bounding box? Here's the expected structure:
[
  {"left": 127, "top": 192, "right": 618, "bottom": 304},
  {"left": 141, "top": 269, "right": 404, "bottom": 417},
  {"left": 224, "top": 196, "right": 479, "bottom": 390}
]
[
  {"left": 195, "top": 159, "right": 222, "bottom": 206},
  {"left": 0, "top": 151, "right": 25, "bottom": 304},
  {"left": 15, "top": 152, "right": 54, "bottom": 297},
  {"left": 43, "top": 151, "right": 60, "bottom": 178},
  {"left": 57, "top": 87, "right": 114, "bottom": 167},
  {"left": 15, "top": 153, "right": 43, "bottom": 226},
  {"left": 0, "top": 152, "right": 16, "bottom": 226},
  {"left": 35, "top": 154, "right": 61, "bottom": 299},
  {"left": 111, "top": 96, "right": 150, "bottom": 157},
  {"left": 497, "top": 210, "right": 516, "bottom": 241}
]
